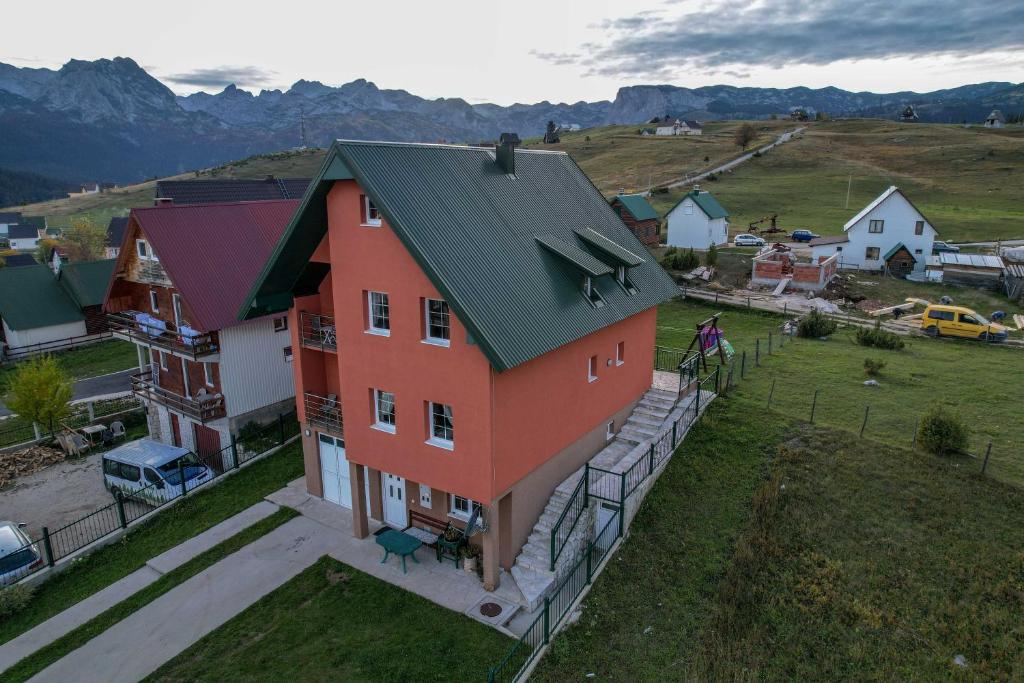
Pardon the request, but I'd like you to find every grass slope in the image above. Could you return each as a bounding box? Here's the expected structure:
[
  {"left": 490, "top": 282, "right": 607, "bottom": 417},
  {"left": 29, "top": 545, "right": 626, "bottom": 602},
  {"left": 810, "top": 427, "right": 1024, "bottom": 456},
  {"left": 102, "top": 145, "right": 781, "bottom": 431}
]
[
  {"left": 0, "top": 444, "right": 304, "bottom": 645},
  {"left": 0, "top": 339, "right": 137, "bottom": 391},
  {"left": 650, "top": 119, "right": 1024, "bottom": 242},
  {"left": 1, "top": 507, "right": 299, "bottom": 683},
  {"left": 145, "top": 556, "right": 512, "bottom": 682}
]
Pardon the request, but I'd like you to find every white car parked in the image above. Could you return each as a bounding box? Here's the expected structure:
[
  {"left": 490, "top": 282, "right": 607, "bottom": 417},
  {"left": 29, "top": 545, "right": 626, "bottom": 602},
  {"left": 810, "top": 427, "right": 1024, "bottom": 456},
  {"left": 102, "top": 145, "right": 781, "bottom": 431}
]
[
  {"left": 734, "top": 233, "right": 766, "bottom": 247},
  {"left": 0, "top": 521, "right": 43, "bottom": 586},
  {"left": 102, "top": 439, "right": 214, "bottom": 506}
]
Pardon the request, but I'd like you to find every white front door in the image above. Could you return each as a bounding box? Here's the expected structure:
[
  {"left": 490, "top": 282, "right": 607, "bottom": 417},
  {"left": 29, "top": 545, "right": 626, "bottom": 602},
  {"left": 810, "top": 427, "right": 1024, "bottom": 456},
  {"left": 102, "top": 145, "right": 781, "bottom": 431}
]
[
  {"left": 318, "top": 434, "right": 351, "bottom": 508},
  {"left": 382, "top": 473, "right": 407, "bottom": 528}
]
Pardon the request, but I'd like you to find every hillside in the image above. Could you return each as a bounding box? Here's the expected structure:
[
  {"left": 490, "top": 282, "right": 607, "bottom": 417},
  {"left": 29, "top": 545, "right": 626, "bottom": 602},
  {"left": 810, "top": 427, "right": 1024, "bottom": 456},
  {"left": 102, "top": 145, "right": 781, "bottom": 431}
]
[
  {"left": 0, "top": 168, "right": 71, "bottom": 206},
  {"left": 649, "top": 119, "right": 1024, "bottom": 242}
]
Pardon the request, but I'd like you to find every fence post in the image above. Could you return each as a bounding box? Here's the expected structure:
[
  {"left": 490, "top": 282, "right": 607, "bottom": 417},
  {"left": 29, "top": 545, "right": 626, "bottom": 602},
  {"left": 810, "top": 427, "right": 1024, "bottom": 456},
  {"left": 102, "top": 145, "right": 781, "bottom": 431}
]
[
  {"left": 178, "top": 459, "right": 187, "bottom": 498},
  {"left": 586, "top": 542, "right": 593, "bottom": 584},
  {"left": 767, "top": 379, "right": 776, "bottom": 409},
  {"left": 810, "top": 389, "right": 819, "bottom": 423},
  {"left": 783, "top": 301, "right": 788, "bottom": 315},
  {"left": 42, "top": 526, "right": 55, "bottom": 567},
  {"left": 715, "top": 292, "right": 719, "bottom": 304},
  {"left": 741, "top": 350, "right": 746, "bottom": 379},
  {"left": 755, "top": 338, "right": 760, "bottom": 367},
  {"left": 583, "top": 462, "right": 590, "bottom": 506},
  {"left": 747, "top": 296, "right": 751, "bottom": 309},
  {"left": 33, "top": 422, "right": 42, "bottom": 441},
  {"left": 87, "top": 401, "right": 96, "bottom": 422},
  {"left": 860, "top": 405, "right": 870, "bottom": 438},
  {"left": 543, "top": 597, "right": 551, "bottom": 644},
  {"left": 116, "top": 490, "right": 128, "bottom": 529},
  {"left": 618, "top": 476, "right": 626, "bottom": 538},
  {"left": 981, "top": 442, "right": 992, "bottom": 474},
  {"left": 278, "top": 413, "right": 286, "bottom": 445},
  {"left": 648, "top": 444, "right": 655, "bottom": 476},
  {"left": 671, "top": 421, "right": 678, "bottom": 448},
  {"left": 231, "top": 436, "right": 240, "bottom": 469}
]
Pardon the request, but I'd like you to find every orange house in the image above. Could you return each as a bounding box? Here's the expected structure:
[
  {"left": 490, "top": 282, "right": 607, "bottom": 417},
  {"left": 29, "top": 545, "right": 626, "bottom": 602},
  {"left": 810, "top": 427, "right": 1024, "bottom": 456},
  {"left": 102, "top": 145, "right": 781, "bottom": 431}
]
[{"left": 241, "top": 136, "right": 679, "bottom": 590}]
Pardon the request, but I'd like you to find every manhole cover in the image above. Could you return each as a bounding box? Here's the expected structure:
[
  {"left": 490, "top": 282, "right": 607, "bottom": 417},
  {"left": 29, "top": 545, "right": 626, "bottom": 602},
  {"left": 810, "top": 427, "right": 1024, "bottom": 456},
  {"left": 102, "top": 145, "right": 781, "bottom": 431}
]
[{"left": 479, "top": 602, "right": 503, "bottom": 618}]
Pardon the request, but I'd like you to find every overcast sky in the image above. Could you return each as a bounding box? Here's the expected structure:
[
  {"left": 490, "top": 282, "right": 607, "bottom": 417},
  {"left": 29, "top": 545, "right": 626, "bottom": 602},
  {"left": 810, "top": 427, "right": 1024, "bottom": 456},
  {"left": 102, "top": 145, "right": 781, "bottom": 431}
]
[{"left": 4, "top": 0, "right": 1023, "bottom": 104}]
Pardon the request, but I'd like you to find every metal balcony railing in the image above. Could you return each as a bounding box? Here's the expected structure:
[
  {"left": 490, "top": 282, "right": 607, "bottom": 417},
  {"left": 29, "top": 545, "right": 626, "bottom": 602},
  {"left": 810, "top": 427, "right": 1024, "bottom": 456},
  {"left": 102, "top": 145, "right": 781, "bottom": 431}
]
[
  {"left": 131, "top": 370, "right": 226, "bottom": 423},
  {"left": 107, "top": 311, "right": 219, "bottom": 361},
  {"left": 304, "top": 391, "right": 343, "bottom": 436},
  {"left": 299, "top": 312, "right": 337, "bottom": 352}
]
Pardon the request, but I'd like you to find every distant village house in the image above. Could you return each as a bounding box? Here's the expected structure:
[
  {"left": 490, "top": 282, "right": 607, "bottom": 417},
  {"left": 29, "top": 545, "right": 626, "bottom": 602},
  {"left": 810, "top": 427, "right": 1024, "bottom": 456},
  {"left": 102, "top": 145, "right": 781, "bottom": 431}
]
[
  {"left": 651, "top": 116, "right": 702, "bottom": 136},
  {"left": 665, "top": 187, "right": 729, "bottom": 249},
  {"left": 610, "top": 193, "right": 660, "bottom": 247},
  {"left": 984, "top": 110, "right": 1005, "bottom": 128}
]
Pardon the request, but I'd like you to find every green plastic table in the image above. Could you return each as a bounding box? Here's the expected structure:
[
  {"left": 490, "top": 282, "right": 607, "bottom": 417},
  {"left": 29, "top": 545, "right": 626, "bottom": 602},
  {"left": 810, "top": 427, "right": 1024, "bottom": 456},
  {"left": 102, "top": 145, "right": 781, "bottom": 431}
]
[{"left": 375, "top": 529, "right": 422, "bottom": 574}]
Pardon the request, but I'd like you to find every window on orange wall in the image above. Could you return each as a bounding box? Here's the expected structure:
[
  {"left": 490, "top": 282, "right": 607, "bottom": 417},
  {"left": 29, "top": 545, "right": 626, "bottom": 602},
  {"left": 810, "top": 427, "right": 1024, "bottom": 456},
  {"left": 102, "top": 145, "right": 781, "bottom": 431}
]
[
  {"left": 616, "top": 341, "right": 625, "bottom": 366},
  {"left": 361, "top": 195, "right": 382, "bottom": 227},
  {"left": 588, "top": 355, "right": 598, "bottom": 382}
]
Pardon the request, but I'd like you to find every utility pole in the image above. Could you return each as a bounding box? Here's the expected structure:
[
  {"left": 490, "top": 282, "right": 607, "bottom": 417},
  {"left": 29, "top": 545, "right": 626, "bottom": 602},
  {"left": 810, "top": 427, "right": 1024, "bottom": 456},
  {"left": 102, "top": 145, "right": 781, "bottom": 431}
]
[{"left": 845, "top": 175, "right": 852, "bottom": 209}]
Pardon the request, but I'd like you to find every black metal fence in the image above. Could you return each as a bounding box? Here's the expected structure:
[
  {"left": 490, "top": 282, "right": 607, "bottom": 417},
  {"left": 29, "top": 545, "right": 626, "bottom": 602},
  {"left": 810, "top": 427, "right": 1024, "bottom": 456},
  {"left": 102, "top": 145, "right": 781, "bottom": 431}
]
[
  {"left": 1, "top": 332, "right": 112, "bottom": 362},
  {"left": 2, "top": 411, "right": 299, "bottom": 587}
]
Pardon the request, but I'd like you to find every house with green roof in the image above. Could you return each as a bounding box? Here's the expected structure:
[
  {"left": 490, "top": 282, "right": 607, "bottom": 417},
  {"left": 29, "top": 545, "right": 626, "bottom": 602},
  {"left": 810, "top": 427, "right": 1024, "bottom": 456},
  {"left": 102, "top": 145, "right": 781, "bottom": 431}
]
[
  {"left": 0, "top": 260, "right": 115, "bottom": 354},
  {"left": 665, "top": 186, "right": 731, "bottom": 249},
  {"left": 609, "top": 193, "right": 660, "bottom": 247},
  {"left": 240, "top": 136, "right": 684, "bottom": 602}
]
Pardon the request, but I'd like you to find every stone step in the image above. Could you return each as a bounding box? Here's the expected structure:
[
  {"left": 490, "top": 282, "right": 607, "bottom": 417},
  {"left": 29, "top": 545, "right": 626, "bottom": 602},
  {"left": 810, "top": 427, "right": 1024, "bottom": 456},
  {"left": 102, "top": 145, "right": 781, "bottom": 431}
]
[
  {"left": 623, "top": 419, "right": 660, "bottom": 436},
  {"left": 625, "top": 413, "right": 663, "bottom": 429},
  {"left": 510, "top": 565, "right": 554, "bottom": 612},
  {"left": 645, "top": 388, "right": 679, "bottom": 402},
  {"left": 637, "top": 399, "right": 674, "bottom": 414},
  {"left": 515, "top": 551, "right": 553, "bottom": 574},
  {"left": 617, "top": 428, "right": 653, "bottom": 445}
]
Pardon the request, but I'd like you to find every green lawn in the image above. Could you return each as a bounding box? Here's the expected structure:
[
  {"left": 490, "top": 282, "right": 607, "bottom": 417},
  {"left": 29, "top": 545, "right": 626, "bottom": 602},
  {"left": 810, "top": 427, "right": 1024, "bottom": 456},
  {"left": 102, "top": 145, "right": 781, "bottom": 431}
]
[
  {"left": 840, "top": 272, "right": 1016, "bottom": 317},
  {"left": 650, "top": 119, "right": 1024, "bottom": 243},
  {"left": 536, "top": 387, "right": 1024, "bottom": 679},
  {"left": 144, "top": 556, "right": 513, "bottom": 682},
  {"left": 0, "top": 339, "right": 137, "bottom": 390},
  {"left": 2, "top": 508, "right": 299, "bottom": 683},
  {"left": 0, "top": 443, "right": 304, "bottom": 645},
  {"left": 658, "top": 298, "right": 1024, "bottom": 487}
]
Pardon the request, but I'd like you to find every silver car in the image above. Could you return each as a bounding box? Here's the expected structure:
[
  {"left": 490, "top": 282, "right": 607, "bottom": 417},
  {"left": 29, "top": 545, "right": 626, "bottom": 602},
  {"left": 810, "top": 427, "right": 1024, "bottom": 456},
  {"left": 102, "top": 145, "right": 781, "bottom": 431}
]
[
  {"left": 734, "top": 233, "right": 766, "bottom": 247},
  {"left": 0, "top": 521, "right": 43, "bottom": 586}
]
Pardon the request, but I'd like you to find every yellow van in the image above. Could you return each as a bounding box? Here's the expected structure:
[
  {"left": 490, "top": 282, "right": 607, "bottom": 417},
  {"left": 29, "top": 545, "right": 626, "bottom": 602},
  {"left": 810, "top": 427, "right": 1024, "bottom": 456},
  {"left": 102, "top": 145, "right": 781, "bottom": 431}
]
[{"left": 921, "top": 304, "right": 1008, "bottom": 341}]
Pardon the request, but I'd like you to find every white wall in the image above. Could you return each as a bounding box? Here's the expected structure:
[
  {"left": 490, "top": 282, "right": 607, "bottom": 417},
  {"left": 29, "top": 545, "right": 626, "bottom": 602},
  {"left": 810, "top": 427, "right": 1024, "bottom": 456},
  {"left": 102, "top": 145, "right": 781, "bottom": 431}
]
[
  {"left": 218, "top": 316, "right": 296, "bottom": 420},
  {"left": 2, "top": 319, "right": 87, "bottom": 349},
  {"left": 841, "top": 192, "right": 936, "bottom": 272},
  {"left": 9, "top": 238, "right": 38, "bottom": 250},
  {"left": 666, "top": 200, "right": 729, "bottom": 249}
]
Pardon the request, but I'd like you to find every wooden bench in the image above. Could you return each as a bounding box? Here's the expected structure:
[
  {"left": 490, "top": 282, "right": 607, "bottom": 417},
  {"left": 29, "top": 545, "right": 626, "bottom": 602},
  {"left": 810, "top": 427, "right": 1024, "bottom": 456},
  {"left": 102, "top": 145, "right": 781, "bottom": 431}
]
[{"left": 408, "top": 510, "right": 447, "bottom": 543}]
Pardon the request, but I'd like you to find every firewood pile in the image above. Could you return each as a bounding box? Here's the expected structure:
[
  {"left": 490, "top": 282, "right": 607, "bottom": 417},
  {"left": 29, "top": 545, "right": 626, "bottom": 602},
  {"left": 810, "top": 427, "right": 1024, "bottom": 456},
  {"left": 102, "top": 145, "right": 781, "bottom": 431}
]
[{"left": 0, "top": 445, "right": 65, "bottom": 489}]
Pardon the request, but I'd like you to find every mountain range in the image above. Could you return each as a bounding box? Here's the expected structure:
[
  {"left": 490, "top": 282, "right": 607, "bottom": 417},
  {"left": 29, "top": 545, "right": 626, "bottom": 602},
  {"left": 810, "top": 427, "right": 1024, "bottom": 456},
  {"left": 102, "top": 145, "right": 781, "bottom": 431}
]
[{"left": 1, "top": 57, "right": 1022, "bottom": 187}]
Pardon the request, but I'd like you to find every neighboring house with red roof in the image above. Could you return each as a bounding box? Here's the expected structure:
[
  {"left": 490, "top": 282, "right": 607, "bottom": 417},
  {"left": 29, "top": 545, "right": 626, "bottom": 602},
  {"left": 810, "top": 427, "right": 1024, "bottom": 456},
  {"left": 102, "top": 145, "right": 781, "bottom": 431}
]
[{"left": 104, "top": 200, "right": 299, "bottom": 466}]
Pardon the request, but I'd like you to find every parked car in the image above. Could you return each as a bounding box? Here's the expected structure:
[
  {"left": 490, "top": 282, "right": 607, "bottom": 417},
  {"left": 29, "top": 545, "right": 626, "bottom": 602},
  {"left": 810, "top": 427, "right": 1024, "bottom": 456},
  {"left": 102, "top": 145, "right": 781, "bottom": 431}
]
[
  {"left": 932, "top": 241, "right": 961, "bottom": 254},
  {"left": 734, "top": 234, "right": 766, "bottom": 247},
  {"left": 0, "top": 521, "right": 43, "bottom": 586},
  {"left": 920, "top": 304, "right": 1007, "bottom": 341},
  {"left": 790, "top": 229, "right": 821, "bottom": 242},
  {"left": 102, "top": 439, "right": 214, "bottom": 505}
]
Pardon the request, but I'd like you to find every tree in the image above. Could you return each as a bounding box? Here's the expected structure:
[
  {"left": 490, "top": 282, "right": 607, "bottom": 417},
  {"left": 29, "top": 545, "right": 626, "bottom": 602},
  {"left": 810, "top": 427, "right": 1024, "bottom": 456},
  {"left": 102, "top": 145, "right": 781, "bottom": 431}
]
[
  {"left": 35, "top": 237, "right": 60, "bottom": 263},
  {"left": 734, "top": 123, "right": 757, "bottom": 150},
  {"left": 705, "top": 242, "right": 719, "bottom": 267},
  {"left": 5, "top": 355, "right": 73, "bottom": 434},
  {"left": 62, "top": 218, "right": 107, "bottom": 261}
]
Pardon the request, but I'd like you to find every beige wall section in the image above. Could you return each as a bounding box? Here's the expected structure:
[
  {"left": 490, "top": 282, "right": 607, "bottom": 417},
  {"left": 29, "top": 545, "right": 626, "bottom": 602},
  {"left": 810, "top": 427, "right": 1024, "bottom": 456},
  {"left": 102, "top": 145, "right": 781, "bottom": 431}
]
[
  {"left": 301, "top": 430, "right": 324, "bottom": 498},
  {"left": 499, "top": 395, "right": 641, "bottom": 569}
]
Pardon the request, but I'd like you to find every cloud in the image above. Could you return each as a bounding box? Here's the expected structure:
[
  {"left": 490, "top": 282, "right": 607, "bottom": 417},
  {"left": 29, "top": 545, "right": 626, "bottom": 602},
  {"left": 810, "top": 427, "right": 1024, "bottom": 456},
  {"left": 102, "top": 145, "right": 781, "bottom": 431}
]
[
  {"left": 538, "top": 0, "right": 1024, "bottom": 78},
  {"left": 528, "top": 50, "right": 582, "bottom": 67},
  {"left": 163, "top": 66, "right": 277, "bottom": 90}
]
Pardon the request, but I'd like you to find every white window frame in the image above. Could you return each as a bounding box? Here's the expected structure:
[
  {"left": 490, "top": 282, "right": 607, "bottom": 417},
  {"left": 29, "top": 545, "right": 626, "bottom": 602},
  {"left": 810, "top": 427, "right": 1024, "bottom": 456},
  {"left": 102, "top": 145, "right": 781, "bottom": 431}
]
[
  {"left": 203, "top": 362, "right": 215, "bottom": 387},
  {"left": 868, "top": 219, "right": 884, "bottom": 234},
  {"left": 616, "top": 265, "right": 626, "bottom": 285},
  {"left": 423, "top": 298, "right": 451, "bottom": 346},
  {"left": 171, "top": 293, "right": 184, "bottom": 328},
  {"left": 426, "top": 401, "right": 454, "bottom": 450},
  {"left": 450, "top": 495, "right": 480, "bottom": 522},
  {"left": 362, "top": 195, "right": 382, "bottom": 227},
  {"left": 373, "top": 389, "right": 396, "bottom": 433},
  {"left": 367, "top": 291, "right": 390, "bottom": 336},
  {"left": 616, "top": 341, "right": 625, "bottom": 366},
  {"left": 588, "top": 355, "right": 598, "bottom": 383},
  {"left": 606, "top": 420, "right": 615, "bottom": 441},
  {"left": 158, "top": 349, "right": 168, "bottom": 371},
  {"left": 136, "top": 239, "right": 149, "bottom": 259},
  {"left": 914, "top": 220, "right": 925, "bottom": 235},
  {"left": 149, "top": 290, "right": 159, "bottom": 313},
  {"left": 273, "top": 316, "right": 288, "bottom": 332}
]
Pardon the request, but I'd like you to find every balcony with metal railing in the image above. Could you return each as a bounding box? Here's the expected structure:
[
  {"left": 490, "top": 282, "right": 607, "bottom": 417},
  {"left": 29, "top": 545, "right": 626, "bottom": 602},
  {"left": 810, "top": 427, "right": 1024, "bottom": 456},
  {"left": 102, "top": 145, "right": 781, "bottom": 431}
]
[
  {"left": 131, "top": 370, "right": 226, "bottom": 423},
  {"left": 108, "top": 311, "right": 219, "bottom": 361},
  {"left": 304, "top": 391, "right": 343, "bottom": 436},
  {"left": 299, "top": 312, "right": 337, "bottom": 353}
]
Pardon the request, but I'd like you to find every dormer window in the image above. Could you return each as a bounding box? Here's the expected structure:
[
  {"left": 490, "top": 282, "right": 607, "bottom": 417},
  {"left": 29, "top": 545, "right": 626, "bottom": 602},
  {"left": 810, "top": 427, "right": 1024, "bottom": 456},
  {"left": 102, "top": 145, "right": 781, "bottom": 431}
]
[
  {"left": 615, "top": 265, "right": 638, "bottom": 295},
  {"left": 136, "top": 239, "right": 157, "bottom": 261},
  {"left": 582, "top": 275, "right": 604, "bottom": 307},
  {"left": 362, "top": 195, "right": 382, "bottom": 227}
]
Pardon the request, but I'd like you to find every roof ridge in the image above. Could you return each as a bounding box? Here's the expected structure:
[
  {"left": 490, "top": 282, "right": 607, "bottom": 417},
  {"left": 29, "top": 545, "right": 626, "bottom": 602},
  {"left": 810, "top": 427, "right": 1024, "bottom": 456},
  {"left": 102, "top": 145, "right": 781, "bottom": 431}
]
[
  {"left": 333, "top": 139, "right": 568, "bottom": 156},
  {"left": 134, "top": 198, "right": 298, "bottom": 213}
]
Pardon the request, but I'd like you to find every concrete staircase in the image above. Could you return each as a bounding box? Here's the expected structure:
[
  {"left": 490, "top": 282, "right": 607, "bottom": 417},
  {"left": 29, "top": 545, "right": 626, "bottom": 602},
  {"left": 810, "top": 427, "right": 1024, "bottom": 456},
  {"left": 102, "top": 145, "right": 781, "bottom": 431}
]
[{"left": 510, "top": 387, "right": 679, "bottom": 610}]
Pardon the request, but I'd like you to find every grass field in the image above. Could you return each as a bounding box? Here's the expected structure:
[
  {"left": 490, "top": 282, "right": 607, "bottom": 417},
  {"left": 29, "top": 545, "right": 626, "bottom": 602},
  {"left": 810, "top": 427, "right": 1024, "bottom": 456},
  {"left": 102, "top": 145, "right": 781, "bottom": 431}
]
[
  {"left": 1, "top": 339, "right": 138, "bottom": 399},
  {"left": 144, "top": 555, "right": 512, "bottom": 682},
  {"left": 530, "top": 121, "right": 794, "bottom": 195},
  {"left": 534, "top": 392, "right": 1024, "bottom": 680},
  {"left": 658, "top": 298, "right": 1024, "bottom": 487},
  {"left": 0, "top": 444, "right": 304, "bottom": 646},
  {"left": 650, "top": 119, "right": 1024, "bottom": 242}
]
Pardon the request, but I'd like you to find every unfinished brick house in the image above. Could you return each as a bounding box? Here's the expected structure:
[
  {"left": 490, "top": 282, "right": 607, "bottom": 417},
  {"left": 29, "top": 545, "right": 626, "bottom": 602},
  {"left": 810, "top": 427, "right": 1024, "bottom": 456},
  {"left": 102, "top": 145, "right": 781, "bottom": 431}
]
[{"left": 751, "top": 246, "right": 839, "bottom": 293}]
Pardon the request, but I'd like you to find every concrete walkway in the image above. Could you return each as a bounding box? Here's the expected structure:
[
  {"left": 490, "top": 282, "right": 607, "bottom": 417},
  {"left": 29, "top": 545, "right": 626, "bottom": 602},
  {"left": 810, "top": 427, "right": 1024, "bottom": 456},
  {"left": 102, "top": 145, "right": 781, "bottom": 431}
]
[
  {"left": 0, "top": 500, "right": 279, "bottom": 675},
  {"left": 30, "top": 513, "right": 334, "bottom": 683}
]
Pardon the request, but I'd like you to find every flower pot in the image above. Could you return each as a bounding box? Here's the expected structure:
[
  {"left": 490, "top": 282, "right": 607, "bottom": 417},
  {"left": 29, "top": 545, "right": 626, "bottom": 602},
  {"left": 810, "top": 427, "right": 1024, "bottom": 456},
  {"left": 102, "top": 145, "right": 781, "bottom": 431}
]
[{"left": 463, "top": 557, "right": 478, "bottom": 573}]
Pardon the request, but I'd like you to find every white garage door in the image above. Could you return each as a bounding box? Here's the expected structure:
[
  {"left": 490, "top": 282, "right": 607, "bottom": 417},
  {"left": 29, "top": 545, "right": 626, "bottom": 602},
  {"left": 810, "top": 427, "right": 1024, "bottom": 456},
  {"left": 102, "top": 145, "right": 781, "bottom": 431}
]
[{"left": 319, "top": 433, "right": 351, "bottom": 508}]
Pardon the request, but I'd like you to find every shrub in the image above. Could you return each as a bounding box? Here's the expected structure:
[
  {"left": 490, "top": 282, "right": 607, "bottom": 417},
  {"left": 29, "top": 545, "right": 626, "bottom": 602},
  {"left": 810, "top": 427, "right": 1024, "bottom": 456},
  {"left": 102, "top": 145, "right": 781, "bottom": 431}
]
[
  {"left": 863, "top": 358, "right": 886, "bottom": 376},
  {"left": 705, "top": 243, "right": 719, "bottom": 267},
  {"left": 0, "top": 583, "right": 35, "bottom": 618},
  {"left": 855, "top": 323, "right": 905, "bottom": 350},
  {"left": 797, "top": 310, "right": 838, "bottom": 338},
  {"left": 680, "top": 247, "right": 700, "bottom": 270},
  {"left": 917, "top": 404, "right": 969, "bottom": 455}
]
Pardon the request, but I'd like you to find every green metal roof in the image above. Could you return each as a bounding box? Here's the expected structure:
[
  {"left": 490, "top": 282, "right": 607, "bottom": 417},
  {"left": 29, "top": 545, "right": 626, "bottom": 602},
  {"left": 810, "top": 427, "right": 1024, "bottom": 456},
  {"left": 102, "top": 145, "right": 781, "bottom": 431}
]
[
  {"left": 535, "top": 235, "right": 614, "bottom": 277},
  {"left": 882, "top": 242, "right": 915, "bottom": 262},
  {"left": 57, "top": 259, "right": 117, "bottom": 308},
  {"left": 0, "top": 265, "right": 84, "bottom": 331},
  {"left": 668, "top": 189, "right": 729, "bottom": 220},
  {"left": 575, "top": 228, "right": 645, "bottom": 267},
  {"left": 613, "top": 194, "right": 659, "bottom": 222},
  {"left": 241, "top": 140, "right": 679, "bottom": 372}
]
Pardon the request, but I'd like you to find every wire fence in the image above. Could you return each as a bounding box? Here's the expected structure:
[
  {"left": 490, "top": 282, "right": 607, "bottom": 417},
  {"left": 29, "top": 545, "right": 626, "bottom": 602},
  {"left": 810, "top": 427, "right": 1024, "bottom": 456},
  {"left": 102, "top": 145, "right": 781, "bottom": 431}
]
[
  {"left": 0, "top": 394, "right": 144, "bottom": 450},
  {"left": 1, "top": 410, "right": 299, "bottom": 588}
]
